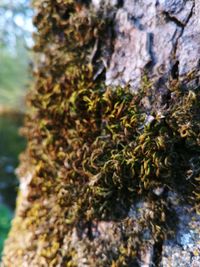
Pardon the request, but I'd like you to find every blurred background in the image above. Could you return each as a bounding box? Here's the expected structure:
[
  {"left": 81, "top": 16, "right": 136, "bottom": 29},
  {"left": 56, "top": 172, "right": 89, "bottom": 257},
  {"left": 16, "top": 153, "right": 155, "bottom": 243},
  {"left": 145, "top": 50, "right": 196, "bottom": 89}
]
[{"left": 0, "top": 0, "right": 33, "bottom": 256}]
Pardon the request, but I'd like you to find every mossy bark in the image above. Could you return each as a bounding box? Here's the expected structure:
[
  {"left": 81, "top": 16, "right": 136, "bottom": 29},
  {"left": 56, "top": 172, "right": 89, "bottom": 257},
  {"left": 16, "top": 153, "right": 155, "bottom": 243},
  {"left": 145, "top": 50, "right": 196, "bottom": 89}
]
[{"left": 2, "top": 1, "right": 200, "bottom": 266}]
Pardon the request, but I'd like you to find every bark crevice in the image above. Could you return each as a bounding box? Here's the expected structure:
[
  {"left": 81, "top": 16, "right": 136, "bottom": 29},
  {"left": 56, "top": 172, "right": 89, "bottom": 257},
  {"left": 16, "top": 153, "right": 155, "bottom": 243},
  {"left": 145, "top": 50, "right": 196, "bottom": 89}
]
[{"left": 105, "top": 0, "right": 198, "bottom": 90}]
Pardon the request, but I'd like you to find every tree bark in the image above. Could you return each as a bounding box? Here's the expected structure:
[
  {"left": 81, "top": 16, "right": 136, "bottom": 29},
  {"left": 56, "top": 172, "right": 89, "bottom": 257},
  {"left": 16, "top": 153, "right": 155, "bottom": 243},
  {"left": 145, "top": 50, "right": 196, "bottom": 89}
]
[{"left": 2, "top": 0, "right": 200, "bottom": 266}]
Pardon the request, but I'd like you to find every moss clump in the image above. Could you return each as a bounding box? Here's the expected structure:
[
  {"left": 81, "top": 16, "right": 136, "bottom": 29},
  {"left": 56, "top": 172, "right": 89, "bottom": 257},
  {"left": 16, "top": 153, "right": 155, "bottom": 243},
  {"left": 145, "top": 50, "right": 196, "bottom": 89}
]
[{"left": 2, "top": 1, "right": 200, "bottom": 266}]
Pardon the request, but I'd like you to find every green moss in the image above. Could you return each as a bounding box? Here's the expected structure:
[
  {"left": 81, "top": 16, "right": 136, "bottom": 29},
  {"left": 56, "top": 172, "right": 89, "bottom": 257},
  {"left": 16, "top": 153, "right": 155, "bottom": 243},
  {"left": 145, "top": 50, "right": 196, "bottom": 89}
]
[{"left": 2, "top": 1, "right": 200, "bottom": 266}]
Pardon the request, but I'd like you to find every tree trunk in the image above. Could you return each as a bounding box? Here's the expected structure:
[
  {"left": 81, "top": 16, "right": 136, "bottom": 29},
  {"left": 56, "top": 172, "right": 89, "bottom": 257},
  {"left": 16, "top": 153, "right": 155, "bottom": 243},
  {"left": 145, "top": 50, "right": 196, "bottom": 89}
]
[{"left": 2, "top": 0, "right": 200, "bottom": 266}]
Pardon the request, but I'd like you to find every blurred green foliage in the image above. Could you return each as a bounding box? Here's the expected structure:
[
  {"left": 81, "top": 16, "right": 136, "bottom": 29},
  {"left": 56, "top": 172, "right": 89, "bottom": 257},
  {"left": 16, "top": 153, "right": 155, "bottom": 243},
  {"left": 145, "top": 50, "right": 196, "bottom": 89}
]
[
  {"left": 0, "top": 44, "right": 30, "bottom": 110},
  {"left": 0, "top": 115, "right": 26, "bottom": 257},
  {"left": 0, "top": 0, "right": 33, "bottom": 111},
  {"left": 0, "top": 204, "right": 12, "bottom": 257},
  {"left": 0, "top": 114, "right": 26, "bottom": 158},
  {"left": 0, "top": 0, "right": 31, "bottom": 259}
]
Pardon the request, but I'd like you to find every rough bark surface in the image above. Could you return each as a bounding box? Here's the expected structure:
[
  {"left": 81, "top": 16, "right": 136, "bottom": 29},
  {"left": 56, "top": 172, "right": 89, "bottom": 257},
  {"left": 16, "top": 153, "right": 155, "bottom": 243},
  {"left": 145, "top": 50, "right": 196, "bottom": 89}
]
[
  {"left": 106, "top": 0, "right": 200, "bottom": 89},
  {"left": 2, "top": 1, "right": 200, "bottom": 267}
]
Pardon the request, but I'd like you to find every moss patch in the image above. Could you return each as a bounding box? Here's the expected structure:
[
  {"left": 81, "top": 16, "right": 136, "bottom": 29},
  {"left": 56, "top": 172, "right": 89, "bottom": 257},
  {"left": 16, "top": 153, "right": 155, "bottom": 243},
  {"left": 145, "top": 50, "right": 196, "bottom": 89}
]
[{"left": 2, "top": 1, "right": 200, "bottom": 266}]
